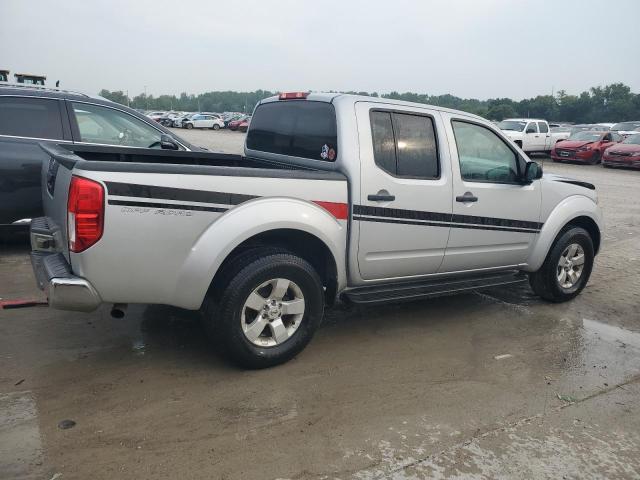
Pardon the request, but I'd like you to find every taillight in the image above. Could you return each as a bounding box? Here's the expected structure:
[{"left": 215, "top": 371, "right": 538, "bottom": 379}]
[
  {"left": 68, "top": 176, "right": 104, "bottom": 252},
  {"left": 279, "top": 92, "right": 309, "bottom": 100}
]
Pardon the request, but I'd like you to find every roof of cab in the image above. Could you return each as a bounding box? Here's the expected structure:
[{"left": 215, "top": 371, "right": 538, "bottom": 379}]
[
  {"left": 258, "top": 92, "right": 486, "bottom": 122},
  {"left": 0, "top": 82, "right": 93, "bottom": 99}
]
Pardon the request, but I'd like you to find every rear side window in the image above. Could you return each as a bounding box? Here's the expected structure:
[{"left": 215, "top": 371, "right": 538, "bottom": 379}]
[
  {"left": 246, "top": 101, "right": 337, "bottom": 161},
  {"left": 370, "top": 110, "right": 439, "bottom": 179},
  {"left": 537, "top": 122, "right": 549, "bottom": 133},
  {"left": 0, "top": 97, "right": 64, "bottom": 139}
]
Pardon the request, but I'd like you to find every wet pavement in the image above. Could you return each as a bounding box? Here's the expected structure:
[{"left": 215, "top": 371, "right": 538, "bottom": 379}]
[{"left": 1, "top": 157, "right": 639, "bottom": 479}]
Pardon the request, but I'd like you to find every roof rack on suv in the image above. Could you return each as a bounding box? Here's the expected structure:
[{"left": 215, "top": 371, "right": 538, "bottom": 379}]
[{"left": 0, "top": 82, "right": 90, "bottom": 97}]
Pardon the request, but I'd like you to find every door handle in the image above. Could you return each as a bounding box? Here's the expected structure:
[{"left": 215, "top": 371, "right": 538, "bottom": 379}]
[
  {"left": 368, "top": 191, "right": 395, "bottom": 202},
  {"left": 456, "top": 192, "right": 478, "bottom": 203}
]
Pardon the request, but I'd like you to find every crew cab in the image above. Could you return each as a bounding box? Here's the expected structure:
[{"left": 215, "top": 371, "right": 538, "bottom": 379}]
[
  {"left": 498, "top": 118, "right": 568, "bottom": 153},
  {"left": 30, "top": 93, "right": 603, "bottom": 368},
  {"left": 0, "top": 84, "right": 198, "bottom": 232}
]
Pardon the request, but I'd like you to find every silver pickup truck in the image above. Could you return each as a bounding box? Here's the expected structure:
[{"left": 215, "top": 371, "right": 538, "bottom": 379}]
[{"left": 30, "top": 92, "right": 603, "bottom": 367}]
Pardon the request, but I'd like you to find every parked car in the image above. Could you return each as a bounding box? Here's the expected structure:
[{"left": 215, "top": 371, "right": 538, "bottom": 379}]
[
  {"left": 183, "top": 114, "right": 225, "bottom": 130},
  {"left": 602, "top": 133, "right": 640, "bottom": 169},
  {"left": 551, "top": 131, "right": 622, "bottom": 164},
  {"left": 146, "top": 111, "right": 167, "bottom": 122},
  {"left": 570, "top": 124, "right": 608, "bottom": 134},
  {"left": 172, "top": 113, "right": 195, "bottom": 128},
  {"left": 31, "top": 92, "right": 602, "bottom": 368},
  {"left": 237, "top": 116, "right": 251, "bottom": 132},
  {"left": 156, "top": 112, "right": 183, "bottom": 127},
  {"left": 498, "top": 118, "right": 568, "bottom": 153},
  {"left": 228, "top": 116, "right": 249, "bottom": 131},
  {"left": 610, "top": 121, "right": 640, "bottom": 137},
  {"left": 224, "top": 114, "right": 245, "bottom": 128},
  {"left": 0, "top": 84, "right": 199, "bottom": 231}
]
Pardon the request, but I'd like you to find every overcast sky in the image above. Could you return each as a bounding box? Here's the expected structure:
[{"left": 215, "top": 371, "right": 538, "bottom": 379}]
[{"left": 2, "top": 0, "right": 639, "bottom": 100}]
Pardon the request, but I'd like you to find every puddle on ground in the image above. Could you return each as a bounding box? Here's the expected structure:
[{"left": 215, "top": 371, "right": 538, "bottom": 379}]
[{"left": 0, "top": 391, "right": 44, "bottom": 480}]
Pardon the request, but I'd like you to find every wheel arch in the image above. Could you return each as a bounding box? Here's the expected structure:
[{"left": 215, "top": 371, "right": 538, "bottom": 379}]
[
  {"left": 210, "top": 229, "right": 339, "bottom": 306},
  {"left": 170, "top": 198, "right": 347, "bottom": 309},
  {"left": 525, "top": 196, "right": 602, "bottom": 272}
]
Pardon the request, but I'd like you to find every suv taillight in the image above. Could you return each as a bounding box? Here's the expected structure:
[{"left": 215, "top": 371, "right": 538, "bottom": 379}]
[{"left": 68, "top": 176, "right": 104, "bottom": 252}]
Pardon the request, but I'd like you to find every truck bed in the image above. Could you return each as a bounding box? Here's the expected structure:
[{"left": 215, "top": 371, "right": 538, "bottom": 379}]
[{"left": 37, "top": 143, "right": 349, "bottom": 310}]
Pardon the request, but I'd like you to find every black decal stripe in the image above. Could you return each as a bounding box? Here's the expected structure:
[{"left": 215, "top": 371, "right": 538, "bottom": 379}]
[
  {"left": 354, "top": 204, "right": 450, "bottom": 223},
  {"left": 354, "top": 204, "right": 542, "bottom": 231},
  {"left": 450, "top": 213, "right": 542, "bottom": 231},
  {"left": 105, "top": 182, "right": 256, "bottom": 206},
  {"left": 353, "top": 216, "right": 452, "bottom": 229},
  {"left": 108, "top": 199, "right": 228, "bottom": 213},
  {"left": 355, "top": 215, "right": 538, "bottom": 233},
  {"left": 555, "top": 179, "right": 596, "bottom": 190}
]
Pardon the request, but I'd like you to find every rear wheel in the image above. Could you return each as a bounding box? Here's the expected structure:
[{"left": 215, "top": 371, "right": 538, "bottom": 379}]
[
  {"left": 529, "top": 227, "right": 594, "bottom": 302},
  {"left": 202, "top": 250, "right": 324, "bottom": 368},
  {"left": 212, "top": 124, "right": 220, "bottom": 130}
]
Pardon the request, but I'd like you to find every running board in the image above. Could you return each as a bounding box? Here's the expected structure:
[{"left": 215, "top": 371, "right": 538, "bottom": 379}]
[{"left": 342, "top": 271, "right": 528, "bottom": 305}]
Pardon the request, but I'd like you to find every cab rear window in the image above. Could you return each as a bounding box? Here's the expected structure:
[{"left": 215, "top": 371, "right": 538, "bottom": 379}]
[{"left": 246, "top": 101, "right": 337, "bottom": 161}]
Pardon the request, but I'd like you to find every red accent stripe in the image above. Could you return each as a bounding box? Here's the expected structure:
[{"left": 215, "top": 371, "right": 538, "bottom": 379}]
[
  {"left": 0, "top": 299, "right": 48, "bottom": 309},
  {"left": 312, "top": 201, "right": 349, "bottom": 220}
]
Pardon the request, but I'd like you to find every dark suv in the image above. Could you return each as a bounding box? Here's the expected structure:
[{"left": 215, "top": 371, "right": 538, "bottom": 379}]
[{"left": 0, "top": 84, "right": 199, "bottom": 230}]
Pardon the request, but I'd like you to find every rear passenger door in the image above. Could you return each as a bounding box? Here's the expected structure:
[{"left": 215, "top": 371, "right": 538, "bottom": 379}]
[
  {"left": 0, "top": 96, "right": 70, "bottom": 224},
  {"left": 537, "top": 121, "right": 551, "bottom": 150},
  {"left": 355, "top": 103, "right": 452, "bottom": 280}
]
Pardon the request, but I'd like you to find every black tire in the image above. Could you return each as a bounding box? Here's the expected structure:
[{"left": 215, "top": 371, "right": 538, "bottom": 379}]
[
  {"left": 212, "top": 124, "right": 220, "bottom": 130},
  {"left": 202, "top": 250, "right": 324, "bottom": 368},
  {"left": 590, "top": 150, "right": 602, "bottom": 165},
  {"left": 185, "top": 123, "right": 193, "bottom": 129},
  {"left": 528, "top": 226, "right": 594, "bottom": 303}
]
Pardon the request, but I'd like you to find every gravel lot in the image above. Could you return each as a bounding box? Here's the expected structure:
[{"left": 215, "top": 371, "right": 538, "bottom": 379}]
[{"left": 1, "top": 130, "right": 639, "bottom": 479}]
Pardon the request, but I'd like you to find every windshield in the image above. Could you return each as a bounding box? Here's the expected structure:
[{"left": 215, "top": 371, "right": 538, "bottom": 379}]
[
  {"left": 567, "top": 131, "right": 603, "bottom": 142},
  {"left": 612, "top": 122, "right": 640, "bottom": 131},
  {"left": 498, "top": 120, "right": 526, "bottom": 131},
  {"left": 622, "top": 134, "right": 640, "bottom": 145}
]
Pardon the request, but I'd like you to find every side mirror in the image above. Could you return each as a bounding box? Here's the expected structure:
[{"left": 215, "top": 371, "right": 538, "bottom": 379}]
[
  {"left": 523, "top": 161, "right": 543, "bottom": 183},
  {"left": 160, "top": 134, "right": 179, "bottom": 150}
]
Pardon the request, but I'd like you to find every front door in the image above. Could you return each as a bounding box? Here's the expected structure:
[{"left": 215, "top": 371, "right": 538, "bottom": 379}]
[
  {"left": 355, "top": 102, "right": 453, "bottom": 280},
  {"left": 440, "top": 116, "right": 542, "bottom": 272}
]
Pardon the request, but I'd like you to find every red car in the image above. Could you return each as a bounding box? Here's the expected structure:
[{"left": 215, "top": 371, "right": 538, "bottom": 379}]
[
  {"left": 551, "top": 130, "right": 622, "bottom": 164},
  {"left": 237, "top": 117, "right": 251, "bottom": 133},
  {"left": 228, "top": 116, "right": 250, "bottom": 131},
  {"left": 602, "top": 133, "right": 640, "bottom": 169}
]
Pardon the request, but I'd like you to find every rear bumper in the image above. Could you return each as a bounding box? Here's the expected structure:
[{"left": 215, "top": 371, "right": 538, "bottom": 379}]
[{"left": 30, "top": 218, "right": 101, "bottom": 312}]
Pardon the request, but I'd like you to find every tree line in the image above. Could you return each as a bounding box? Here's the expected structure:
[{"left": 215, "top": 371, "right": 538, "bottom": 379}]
[{"left": 99, "top": 83, "right": 640, "bottom": 123}]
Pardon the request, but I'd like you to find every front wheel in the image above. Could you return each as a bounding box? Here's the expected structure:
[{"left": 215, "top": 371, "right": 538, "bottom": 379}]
[
  {"left": 185, "top": 123, "right": 193, "bottom": 129},
  {"left": 529, "top": 227, "right": 594, "bottom": 302},
  {"left": 202, "top": 251, "right": 324, "bottom": 368},
  {"left": 590, "top": 150, "right": 602, "bottom": 164}
]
